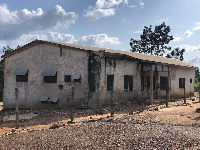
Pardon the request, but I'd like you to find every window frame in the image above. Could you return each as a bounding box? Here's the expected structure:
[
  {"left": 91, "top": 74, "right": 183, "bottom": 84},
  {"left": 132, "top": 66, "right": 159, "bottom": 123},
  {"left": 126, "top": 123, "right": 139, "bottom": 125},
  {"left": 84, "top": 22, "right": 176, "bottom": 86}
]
[
  {"left": 160, "top": 76, "right": 168, "bottom": 90},
  {"left": 64, "top": 75, "right": 71, "bottom": 82},
  {"left": 179, "top": 78, "right": 185, "bottom": 88},
  {"left": 16, "top": 72, "right": 28, "bottom": 82},
  {"left": 124, "top": 75, "right": 133, "bottom": 91},
  {"left": 74, "top": 75, "right": 81, "bottom": 83},
  {"left": 107, "top": 75, "right": 114, "bottom": 91},
  {"left": 43, "top": 73, "right": 57, "bottom": 83}
]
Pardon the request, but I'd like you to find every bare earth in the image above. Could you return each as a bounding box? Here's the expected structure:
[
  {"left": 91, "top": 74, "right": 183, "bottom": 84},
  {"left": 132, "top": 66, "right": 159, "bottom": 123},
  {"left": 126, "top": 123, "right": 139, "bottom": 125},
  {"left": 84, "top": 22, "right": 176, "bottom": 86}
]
[
  {"left": 0, "top": 102, "right": 3, "bottom": 111},
  {"left": 0, "top": 96, "right": 200, "bottom": 149}
]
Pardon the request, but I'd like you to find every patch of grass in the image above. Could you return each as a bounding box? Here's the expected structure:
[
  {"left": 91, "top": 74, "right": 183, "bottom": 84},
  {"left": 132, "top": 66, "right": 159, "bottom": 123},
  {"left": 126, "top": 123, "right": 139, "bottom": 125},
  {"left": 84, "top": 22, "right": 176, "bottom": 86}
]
[
  {"left": 139, "top": 128, "right": 148, "bottom": 131},
  {"left": 149, "top": 131, "right": 154, "bottom": 135},
  {"left": 84, "top": 129, "right": 88, "bottom": 133},
  {"left": 194, "top": 79, "right": 200, "bottom": 92}
]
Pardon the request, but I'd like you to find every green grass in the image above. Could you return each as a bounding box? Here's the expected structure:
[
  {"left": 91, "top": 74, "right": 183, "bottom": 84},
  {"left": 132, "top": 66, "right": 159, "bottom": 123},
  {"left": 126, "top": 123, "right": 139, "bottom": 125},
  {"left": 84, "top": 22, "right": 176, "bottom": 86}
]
[{"left": 195, "top": 82, "right": 200, "bottom": 92}]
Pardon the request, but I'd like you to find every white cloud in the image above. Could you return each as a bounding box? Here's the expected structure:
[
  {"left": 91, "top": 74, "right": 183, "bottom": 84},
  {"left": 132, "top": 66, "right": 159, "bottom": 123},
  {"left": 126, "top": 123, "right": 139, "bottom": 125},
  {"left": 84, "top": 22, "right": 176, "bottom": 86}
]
[
  {"left": 79, "top": 34, "right": 121, "bottom": 46},
  {"left": 192, "top": 26, "right": 200, "bottom": 31},
  {"left": 96, "top": 0, "right": 123, "bottom": 8},
  {"left": 184, "top": 30, "right": 193, "bottom": 38},
  {"left": 156, "top": 17, "right": 168, "bottom": 23},
  {"left": 48, "top": 32, "right": 77, "bottom": 43},
  {"left": 175, "top": 45, "right": 200, "bottom": 52},
  {"left": 194, "top": 22, "right": 200, "bottom": 26},
  {"left": 173, "top": 36, "right": 183, "bottom": 42},
  {"left": 139, "top": 0, "right": 144, "bottom": 7},
  {"left": 0, "top": 4, "right": 19, "bottom": 24},
  {"left": 84, "top": 8, "right": 115, "bottom": 21},
  {"left": 84, "top": 0, "right": 144, "bottom": 20},
  {"left": 0, "top": 41, "right": 6, "bottom": 54},
  {"left": 0, "top": 4, "right": 78, "bottom": 40},
  {"left": 2, "top": 33, "right": 121, "bottom": 51},
  {"left": 8, "top": 34, "right": 48, "bottom": 49}
]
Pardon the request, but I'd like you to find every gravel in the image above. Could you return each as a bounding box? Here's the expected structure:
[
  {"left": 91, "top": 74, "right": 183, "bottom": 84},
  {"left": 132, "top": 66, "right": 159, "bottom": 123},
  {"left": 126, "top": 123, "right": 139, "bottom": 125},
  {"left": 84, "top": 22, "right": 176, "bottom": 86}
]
[
  {"left": 1, "top": 100, "right": 200, "bottom": 149},
  {"left": 0, "top": 115, "right": 200, "bottom": 149}
]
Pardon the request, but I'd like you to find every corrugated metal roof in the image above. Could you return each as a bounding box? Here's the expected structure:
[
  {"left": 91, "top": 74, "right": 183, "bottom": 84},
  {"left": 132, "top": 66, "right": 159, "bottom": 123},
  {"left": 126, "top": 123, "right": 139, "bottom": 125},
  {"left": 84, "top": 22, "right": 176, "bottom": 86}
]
[
  {"left": 49, "top": 97, "right": 59, "bottom": 103},
  {"left": 13, "top": 68, "right": 28, "bottom": 75},
  {"left": 41, "top": 69, "right": 57, "bottom": 76},
  {"left": 3, "top": 39, "right": 196, "bottom": 68},
  {"left": 40, "top": 96, "right": 49, "bottom": 102},
  {"left": 73, "top": 74, "right": 81, "bottom": 79}
]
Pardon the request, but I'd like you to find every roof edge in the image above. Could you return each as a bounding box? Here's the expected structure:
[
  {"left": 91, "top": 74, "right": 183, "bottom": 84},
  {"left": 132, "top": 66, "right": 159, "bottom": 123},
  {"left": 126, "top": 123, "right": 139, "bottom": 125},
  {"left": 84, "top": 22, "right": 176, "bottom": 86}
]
[{"left": 2, "top": 39, "right": 197, "bottom": 69}]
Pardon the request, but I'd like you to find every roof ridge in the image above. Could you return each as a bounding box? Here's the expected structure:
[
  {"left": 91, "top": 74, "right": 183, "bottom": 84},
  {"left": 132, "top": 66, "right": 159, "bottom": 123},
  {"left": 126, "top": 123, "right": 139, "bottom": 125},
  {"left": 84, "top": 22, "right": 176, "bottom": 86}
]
[{"left": 2, "top": 39, "right": 196, "bottom": 68}]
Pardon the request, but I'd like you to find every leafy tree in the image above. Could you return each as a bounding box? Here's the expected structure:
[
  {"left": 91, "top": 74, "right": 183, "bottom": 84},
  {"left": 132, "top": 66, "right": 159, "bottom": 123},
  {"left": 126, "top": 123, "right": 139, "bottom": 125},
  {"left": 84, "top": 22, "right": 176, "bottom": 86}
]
[
  {"left": 130, "top": 22, "right": 185, "bottom": 61},
  {"left": 195, "top": 67, "right": 200, "bottom": 78},
  {"left": 130, "top": 22, "right": 174, "bottom": 56},
  {"left": 0, "top": 46, "right": 15, "bottom": 101},
  {"left": 0, "top": 58, "right": 4, "bottom": 101},
  {"left": 166, "top": 48, "right": 185, "bottom": 61}
]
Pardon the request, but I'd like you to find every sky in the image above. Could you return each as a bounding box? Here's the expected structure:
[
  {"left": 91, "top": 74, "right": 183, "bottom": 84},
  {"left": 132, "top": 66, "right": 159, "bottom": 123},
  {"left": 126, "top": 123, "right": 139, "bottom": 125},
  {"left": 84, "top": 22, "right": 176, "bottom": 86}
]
[{"left": 0, "top": 0, "right": 200, "bottom": 66}]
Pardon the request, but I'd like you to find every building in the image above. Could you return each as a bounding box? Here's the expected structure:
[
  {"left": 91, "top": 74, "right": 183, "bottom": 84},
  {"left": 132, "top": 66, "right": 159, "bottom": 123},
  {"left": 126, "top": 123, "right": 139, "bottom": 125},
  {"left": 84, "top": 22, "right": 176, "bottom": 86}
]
[{"left": 3, "top": 40, "right": 196, "bottom": 109}]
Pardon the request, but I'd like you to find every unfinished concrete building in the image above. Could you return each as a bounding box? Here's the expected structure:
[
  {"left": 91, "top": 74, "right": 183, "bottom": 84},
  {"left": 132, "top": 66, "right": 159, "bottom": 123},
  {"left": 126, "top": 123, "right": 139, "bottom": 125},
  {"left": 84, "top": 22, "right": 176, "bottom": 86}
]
[{"left": 3, "top": 40, "right": 196, "bottom": 109}]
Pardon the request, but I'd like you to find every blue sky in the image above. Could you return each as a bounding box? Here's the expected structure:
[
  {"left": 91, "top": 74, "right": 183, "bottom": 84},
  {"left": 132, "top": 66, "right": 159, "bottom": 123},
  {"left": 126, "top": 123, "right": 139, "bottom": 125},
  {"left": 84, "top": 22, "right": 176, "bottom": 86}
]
[{"left": 0, "top": 0, "right": 200, "bottom": 66}]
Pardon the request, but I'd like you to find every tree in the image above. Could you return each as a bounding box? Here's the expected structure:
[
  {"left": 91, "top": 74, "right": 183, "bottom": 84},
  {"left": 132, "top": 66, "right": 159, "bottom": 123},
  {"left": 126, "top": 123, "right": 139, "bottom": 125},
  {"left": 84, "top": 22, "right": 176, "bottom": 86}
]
[
  {"left": 166, "top": 48, "right": 185, "bottom": 61},
  {"left": 195, "top": 67, "right": 200, "bottom": 78},
  {"left": 130, "top": 22, "right": 174, "bottom": 56},
  {"left": 0, "top": 58, "right": 4, "bottom": 101},
  {"left": 130, "top": 22, "right": 185, "bottom": 61},
  {"left": 0, "top": 46, "right": 15, "bottom": 101}
]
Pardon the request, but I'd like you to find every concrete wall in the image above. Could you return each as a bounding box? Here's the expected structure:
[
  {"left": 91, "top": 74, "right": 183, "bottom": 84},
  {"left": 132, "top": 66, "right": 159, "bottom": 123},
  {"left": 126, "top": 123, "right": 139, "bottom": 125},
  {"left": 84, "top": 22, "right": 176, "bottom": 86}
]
[
  {"left": 4, "top": 44, "right": 89, "bottom": 109},
  {"left": 170, "top": 66, "right": 195, "bottom": 98},
  {"left": 140, "top": 65, "right": 195, "bottom": 99},
  {"left": 3, "top": 43, "right": 195, "bottom": 109},
  {"left": 99, "top": 58, "right": 140, "bottom": 106}
]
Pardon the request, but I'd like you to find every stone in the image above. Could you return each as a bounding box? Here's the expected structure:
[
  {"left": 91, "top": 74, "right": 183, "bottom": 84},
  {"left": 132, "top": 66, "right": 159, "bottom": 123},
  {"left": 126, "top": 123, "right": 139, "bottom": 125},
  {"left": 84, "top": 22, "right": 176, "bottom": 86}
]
[{"left": 196, "top": 108, "right": 200, "bottom": 113}]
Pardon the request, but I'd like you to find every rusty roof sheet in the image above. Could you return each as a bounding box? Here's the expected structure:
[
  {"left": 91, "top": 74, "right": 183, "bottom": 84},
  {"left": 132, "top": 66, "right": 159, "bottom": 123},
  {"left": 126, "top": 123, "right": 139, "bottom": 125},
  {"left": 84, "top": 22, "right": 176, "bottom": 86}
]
[{"left": 3, "top": 39, "right": 196, "bottom": 68}]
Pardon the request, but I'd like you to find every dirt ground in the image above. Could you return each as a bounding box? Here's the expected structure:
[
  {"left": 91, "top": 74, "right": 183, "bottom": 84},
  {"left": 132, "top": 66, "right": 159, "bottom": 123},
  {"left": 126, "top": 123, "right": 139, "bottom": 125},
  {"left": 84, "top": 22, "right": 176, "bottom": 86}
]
[
  {"left": 140, "top": 98, "right": 200, "bottom": 126},
  {"left": 1, "top": 95, "right": 200, "bottom": 149},
  {"left": 0, "top": 102, "right": 3, "bottom": 111},
  {"left": 1, "top": 95, "right": 200, "bottom": 136}
]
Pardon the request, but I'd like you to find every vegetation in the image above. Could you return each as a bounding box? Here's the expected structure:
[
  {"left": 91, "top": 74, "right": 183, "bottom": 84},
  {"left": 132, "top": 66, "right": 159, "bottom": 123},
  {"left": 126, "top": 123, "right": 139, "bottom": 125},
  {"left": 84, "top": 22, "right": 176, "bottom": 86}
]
[
  {"left": 0, "top": 58, "right": 4, "bottom": 101},
  {"left": 0, "top": 46, "right": 15, "bottom": 101},
  {"left": 195, "top": 68, "right": 200, "bottom": 92},
  {"left": 130, "top": 22, "right": 185, "bottom": 61}
]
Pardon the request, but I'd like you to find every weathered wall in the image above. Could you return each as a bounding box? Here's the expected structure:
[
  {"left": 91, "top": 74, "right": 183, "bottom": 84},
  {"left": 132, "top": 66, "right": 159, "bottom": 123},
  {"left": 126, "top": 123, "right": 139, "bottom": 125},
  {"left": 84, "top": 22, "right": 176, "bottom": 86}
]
[
  {"left": 140, "top": 65, "right": 195, "bottom": 99},
  {"left": 99, "top": 58, "right": 140, "bottom": 106},
  {"left": 4, "top": 44, "right": 89, "bottom": 109},
  {"left": 3, "top": 43, "right": 195, "bottom": 109},
  {"left": 170, "top": 66, "right": 195, "bottom": 98}
]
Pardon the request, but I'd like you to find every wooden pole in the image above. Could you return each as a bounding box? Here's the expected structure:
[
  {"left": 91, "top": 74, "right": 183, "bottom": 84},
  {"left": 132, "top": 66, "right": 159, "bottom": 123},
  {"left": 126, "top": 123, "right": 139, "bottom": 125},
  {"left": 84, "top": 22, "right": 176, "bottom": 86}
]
[
  {"left": 15, "top": 88, "right": 19, "bottom": 129},
  {"left": 166, "top": 90, "right": 168, "bottom": 107},
  {"left": 110, "top": 88, "right": 114, "bottom": 117},
  {"left": 168, "top": 66, "right": 171, "bottom": 102},
  {"left": 184, "top": 80, "right": 186, "bottom": 104},
  {"left": 150, "top": 65, "right": 154, "bottom": 105},
  {"left": 142, "top": 85, "right": 144, "bottom": 111},
  {"left": 166, "top": 66, "right": 170, "bottom": 107},
  {"left": 70, "top": 87, "right": 74, "bottom": 122}
]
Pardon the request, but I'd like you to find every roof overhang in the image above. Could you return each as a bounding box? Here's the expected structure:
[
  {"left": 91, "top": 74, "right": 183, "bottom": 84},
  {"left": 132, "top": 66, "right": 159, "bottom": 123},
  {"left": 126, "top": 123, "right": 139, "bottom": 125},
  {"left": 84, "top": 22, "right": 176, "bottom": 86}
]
[
  {"left": 41, "top": 69, "right": 57, "bottom": 76},
  {"left": 13, "top": 68, "right": 28, "bottom": 75}
]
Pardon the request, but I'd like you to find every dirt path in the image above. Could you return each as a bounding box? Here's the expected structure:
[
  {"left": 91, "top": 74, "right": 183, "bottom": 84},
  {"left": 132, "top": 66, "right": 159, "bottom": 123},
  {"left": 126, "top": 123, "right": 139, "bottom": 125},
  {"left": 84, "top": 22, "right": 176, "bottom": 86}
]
[{"left": 140, "top": 98, "right": 200, "bottom": 126}]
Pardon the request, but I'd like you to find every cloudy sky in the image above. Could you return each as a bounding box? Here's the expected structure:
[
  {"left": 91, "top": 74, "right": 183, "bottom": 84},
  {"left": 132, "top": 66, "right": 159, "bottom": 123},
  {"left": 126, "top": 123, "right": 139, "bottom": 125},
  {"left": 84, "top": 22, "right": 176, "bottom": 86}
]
[{"left": 0, "top": 0, "right": 200, "bottom": 66}]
